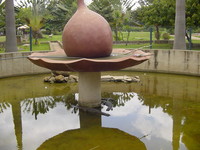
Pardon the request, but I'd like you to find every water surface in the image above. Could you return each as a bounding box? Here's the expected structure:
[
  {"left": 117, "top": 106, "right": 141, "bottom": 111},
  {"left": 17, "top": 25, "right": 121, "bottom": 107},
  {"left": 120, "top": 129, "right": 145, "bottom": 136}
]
[{"left": 0, "top": 72, "right": 199, "bottom": 150}]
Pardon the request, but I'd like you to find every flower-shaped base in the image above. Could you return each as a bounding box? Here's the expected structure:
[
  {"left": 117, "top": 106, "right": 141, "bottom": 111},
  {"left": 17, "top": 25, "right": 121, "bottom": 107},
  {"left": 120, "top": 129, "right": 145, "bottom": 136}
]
[{"left": 28, "top": 49, "right": 151, "bottom": 72}]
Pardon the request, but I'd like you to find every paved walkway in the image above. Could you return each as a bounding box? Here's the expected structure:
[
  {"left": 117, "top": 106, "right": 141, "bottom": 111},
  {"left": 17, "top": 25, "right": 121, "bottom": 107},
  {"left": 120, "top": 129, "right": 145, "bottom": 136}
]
[
  {"left": 170, "top": 35, "right": 200, "bottom": 40},
  {"left": 49, "top": 41, "right": 63, "bottom": 51},
  {"left": 191, "top": 36, "right": 200, "bottom": 40}
]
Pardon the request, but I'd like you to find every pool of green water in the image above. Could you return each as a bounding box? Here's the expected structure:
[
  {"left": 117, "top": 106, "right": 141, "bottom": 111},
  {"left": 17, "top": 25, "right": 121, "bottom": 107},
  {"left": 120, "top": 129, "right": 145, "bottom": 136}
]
[{"left": 0, "top": 71, "right": 199, "bottom": 150}]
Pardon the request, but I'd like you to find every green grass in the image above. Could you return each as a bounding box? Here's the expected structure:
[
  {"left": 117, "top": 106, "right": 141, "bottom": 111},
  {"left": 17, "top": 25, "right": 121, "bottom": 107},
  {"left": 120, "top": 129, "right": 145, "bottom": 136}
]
[
  {"left": 0, "top": 43, "right": 50, "bottom": 53},
  {"left": 39, "top": 34, "right": 62, "bottom": 42},
  {"left": 18, "top": 43, "right": 50, "bottom": 52},
  {"left": 191, "top": 40, "right": 200, "bottom": 43},
  {"left": 0, "top": 34, "right": 62, "bottom": 42},
  {"left": 119, "top": 31, "right": 153, "bottom": 41},
  {"left": 113, "top": 43, "right": 150, "bottom": 49},
  {"left": 193, "top": 35, "right": 200, "bottom": 38},
  {"left": 0, "top": 36, "right": 5, "bottom": 42},
  {"left": 40, "top": 32, "right": 154, "bottom": 42},
  {"left": 113, "top": 43, "right": 173, "bottom": 49}
]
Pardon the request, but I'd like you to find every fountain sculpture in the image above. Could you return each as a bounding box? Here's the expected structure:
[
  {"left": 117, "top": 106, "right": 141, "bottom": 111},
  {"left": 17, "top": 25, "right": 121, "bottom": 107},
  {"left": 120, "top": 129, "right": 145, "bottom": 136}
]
[{"left": 28, "top": 0, "right": 151, "bottom": 107}]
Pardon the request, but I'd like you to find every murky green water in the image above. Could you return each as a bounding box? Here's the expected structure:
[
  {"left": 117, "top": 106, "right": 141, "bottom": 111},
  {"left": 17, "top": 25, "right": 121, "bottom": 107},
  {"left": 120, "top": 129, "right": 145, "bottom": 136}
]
[{"left": 0, "top": 71, "right": 199, "bottom": 150}]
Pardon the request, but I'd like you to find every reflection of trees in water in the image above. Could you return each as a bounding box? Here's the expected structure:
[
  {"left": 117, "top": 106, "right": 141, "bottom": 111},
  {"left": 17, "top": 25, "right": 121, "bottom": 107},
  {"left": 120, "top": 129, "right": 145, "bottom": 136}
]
[
  {"left": 57, "top": 94, "right": 79, "bottom": 114},
  {"left": 1, "top": 91, "right": 135, "bottom": 116},
  {"left": 137, "top": 93, "right": 173, "bottom": 114},
  {"left": 102, "top": 92, "right": 134, "bottom": 107},
  {"left": 181, "top": 102, "right": 200, "bottom": 149},
  {"left": 22, "top": 97, "right": 56, "bottom": 120},
  {"left": 1, "top": 90, "right": 200, "bottom": 149},
  {"left": 22, "top": 93, "right": 78, "bottom": 120},
  {"left": 138, "top": 93, "right": 200, "bottom": 150},
  {"left": 21, "top": 91, "right": 135, "bottom": 119},
  {"left": 0, "top": 102, "right": 11, "bottom": 113}
]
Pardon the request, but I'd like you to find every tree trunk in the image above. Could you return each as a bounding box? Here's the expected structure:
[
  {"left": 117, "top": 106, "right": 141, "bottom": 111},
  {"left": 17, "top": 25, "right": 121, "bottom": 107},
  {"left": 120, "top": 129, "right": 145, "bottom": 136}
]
[
  {"left": 126, "top": 31, "right": 130, "bottom": 46},
  {"left": 5, "top": 0, "right": 18, "bottom": 52},
  {"left": 155, "top": 25, "right": 160, "bottom": 41},
  {"left": 114, "top": 28, "right": 119, "bottom": 41},
  {"left": 173, "top": 0, "right": 186, "bottom": 50}
]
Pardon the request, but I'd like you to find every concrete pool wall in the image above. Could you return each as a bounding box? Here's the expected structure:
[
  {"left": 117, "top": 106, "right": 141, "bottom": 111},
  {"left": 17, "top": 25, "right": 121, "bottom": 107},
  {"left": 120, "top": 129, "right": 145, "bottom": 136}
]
[
  {"left": 0, "top": 49, "right": 200, "bottom": 78},
  {"left": 126, "top": 49, "right": 200, "bottom": 76},
  {"left": 0, "top": 52, "right": 50, "bottom": 78}
]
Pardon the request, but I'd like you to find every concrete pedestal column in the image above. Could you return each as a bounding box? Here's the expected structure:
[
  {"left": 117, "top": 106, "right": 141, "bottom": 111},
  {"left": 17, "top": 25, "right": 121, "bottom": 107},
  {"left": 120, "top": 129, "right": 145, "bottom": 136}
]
[{"left": 78, "top": 72, "right": 101, "bottom": 107}]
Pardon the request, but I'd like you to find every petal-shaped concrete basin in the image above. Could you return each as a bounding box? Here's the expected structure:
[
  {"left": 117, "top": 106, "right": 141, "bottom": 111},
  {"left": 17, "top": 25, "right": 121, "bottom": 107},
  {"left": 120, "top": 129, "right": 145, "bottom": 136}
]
[{"left": 28, "top": 49, "right": 151, "bottom": 72}]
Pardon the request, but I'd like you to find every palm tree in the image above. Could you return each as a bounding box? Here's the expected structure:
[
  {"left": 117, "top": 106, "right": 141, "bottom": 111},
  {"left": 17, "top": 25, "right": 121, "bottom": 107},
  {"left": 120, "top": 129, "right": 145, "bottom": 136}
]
[
  {"left": 0, "top": 1, "right": 5, "bottom": 32},
  {"left": 5, "top": 0, "right": 18, "bottom": 52},
  {"left": 47, "top": 0, "right": 77, "bottom": 32},
  {"left": 17, "top": 0, "right": 50, "bottom": 45},
  {"left": 173, "top": 0, "right": 186, "bottom": 50}
]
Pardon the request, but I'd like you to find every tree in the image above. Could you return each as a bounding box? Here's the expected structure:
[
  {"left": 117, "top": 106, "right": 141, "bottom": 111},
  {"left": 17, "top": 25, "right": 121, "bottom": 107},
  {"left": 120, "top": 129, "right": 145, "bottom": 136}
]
[
  {"left": 46, "top": 0, "right": 77, "bottom": 33},
  {"left": 89, "top": 0, "right": 135, "bottom": 41},
  {"left": 89, "top": 0, "right": 114, "bottom": 23},
  {"left": 17, "top": 0, "right": 50, "bottom": 45},
  {"left": 173, "top": 0, "right": 186, "bottom": 50},
  {"left": 0, "top": 1, "right": 5, "bottom": 34},
  {"left": 186, "top": 0, "right": 200, "bottom": 28},
  {"left": 133, "top": 0, "right": 175, "bottom": 41},
  {"left": 110, "top": 0, "right": 136, "bottom": 41},
  {"left": 5, "top": 0, "right": 18, "bottom": 52}
]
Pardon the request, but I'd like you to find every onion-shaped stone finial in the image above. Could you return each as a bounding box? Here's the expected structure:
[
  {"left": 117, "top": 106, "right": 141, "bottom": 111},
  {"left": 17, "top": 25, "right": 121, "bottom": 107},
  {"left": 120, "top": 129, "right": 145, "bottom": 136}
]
[{"left": 62, "top": 0, "right": 113, "bottom": 58}]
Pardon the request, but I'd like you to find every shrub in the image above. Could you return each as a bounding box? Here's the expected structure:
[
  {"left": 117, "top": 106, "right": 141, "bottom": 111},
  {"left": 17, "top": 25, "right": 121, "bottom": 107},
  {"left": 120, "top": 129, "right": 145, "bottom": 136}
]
[
  {"left": 193, "top": 27, "right": 200, "bottom": 33},
  {"left": 162, "top": 32, "right": 170, "bottom": 40}
]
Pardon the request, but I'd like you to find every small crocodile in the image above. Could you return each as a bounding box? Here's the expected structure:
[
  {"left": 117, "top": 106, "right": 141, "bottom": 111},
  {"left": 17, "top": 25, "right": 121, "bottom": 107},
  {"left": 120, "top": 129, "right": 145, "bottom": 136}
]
[
  {"left": 73, "top": 105, "right": 110, "bottom": 116},
  {"left": 101, "top": 98, "right": 114, "bottom": 111}
]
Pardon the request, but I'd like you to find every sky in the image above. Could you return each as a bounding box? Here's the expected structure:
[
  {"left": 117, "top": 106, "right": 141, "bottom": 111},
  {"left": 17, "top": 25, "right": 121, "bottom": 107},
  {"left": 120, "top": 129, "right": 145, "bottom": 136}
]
[
  {"left": 13, "top": 0, "right": 139, "bottom": 9},
  {"left": 85, "top": 0, "right": 93, "bottom": 5},
  {"left": 13, "top": 0, "right": 93, "bottom": 6}
]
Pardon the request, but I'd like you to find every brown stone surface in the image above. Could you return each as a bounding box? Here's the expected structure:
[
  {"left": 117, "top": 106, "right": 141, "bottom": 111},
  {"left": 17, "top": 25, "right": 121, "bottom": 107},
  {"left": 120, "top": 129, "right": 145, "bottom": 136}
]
[
  {"left": 28, "top": 48, "right": 151, "bottom": 72},
  {"left": 62, "top": 0, "right": 112, "bottom": 58}
]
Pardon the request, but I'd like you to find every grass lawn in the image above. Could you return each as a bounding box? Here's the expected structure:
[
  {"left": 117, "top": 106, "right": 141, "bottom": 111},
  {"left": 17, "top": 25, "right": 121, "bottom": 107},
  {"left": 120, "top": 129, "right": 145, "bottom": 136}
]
[
  {"left": 193, "top": 35, "right": 200, "bottom": 38},
  {"left": 18, "top": 43, "right": 50, "bottom": 52},
  {"left": 0, "top": 36, "right": 5, "bottom": 42},
  {"left": 0, "top": 43, "right": 50, "bottom": 53},
  {"left": 119, "top": 32, "right": 153, "bottom": 41},
  {"left": 0, "top": 34, "right": 62, "bottom": 42},
  {"left": 191, "top": 40, "right": 200, "bottom": 43},
  {"left": 39, "top": 32, "right": 153, "bottom": 42},
  {"left": 39, "top": 34, "right": 62, "bottom": 42},
  {"left": 113, "top": 43, "right": 150, "bottom": 49},
  {"left": 113, "top": 43, "right": 173, "bottom": 49}
]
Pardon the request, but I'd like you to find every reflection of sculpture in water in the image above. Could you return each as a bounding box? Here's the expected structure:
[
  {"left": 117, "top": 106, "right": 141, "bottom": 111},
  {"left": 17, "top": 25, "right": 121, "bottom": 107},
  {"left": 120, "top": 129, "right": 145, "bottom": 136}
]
[
  {"left": 21, "top": 92, "right": 135, "bottom": 119},
  {"left": 37, "top": 110, "right": 147, "bottom": 150}
]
